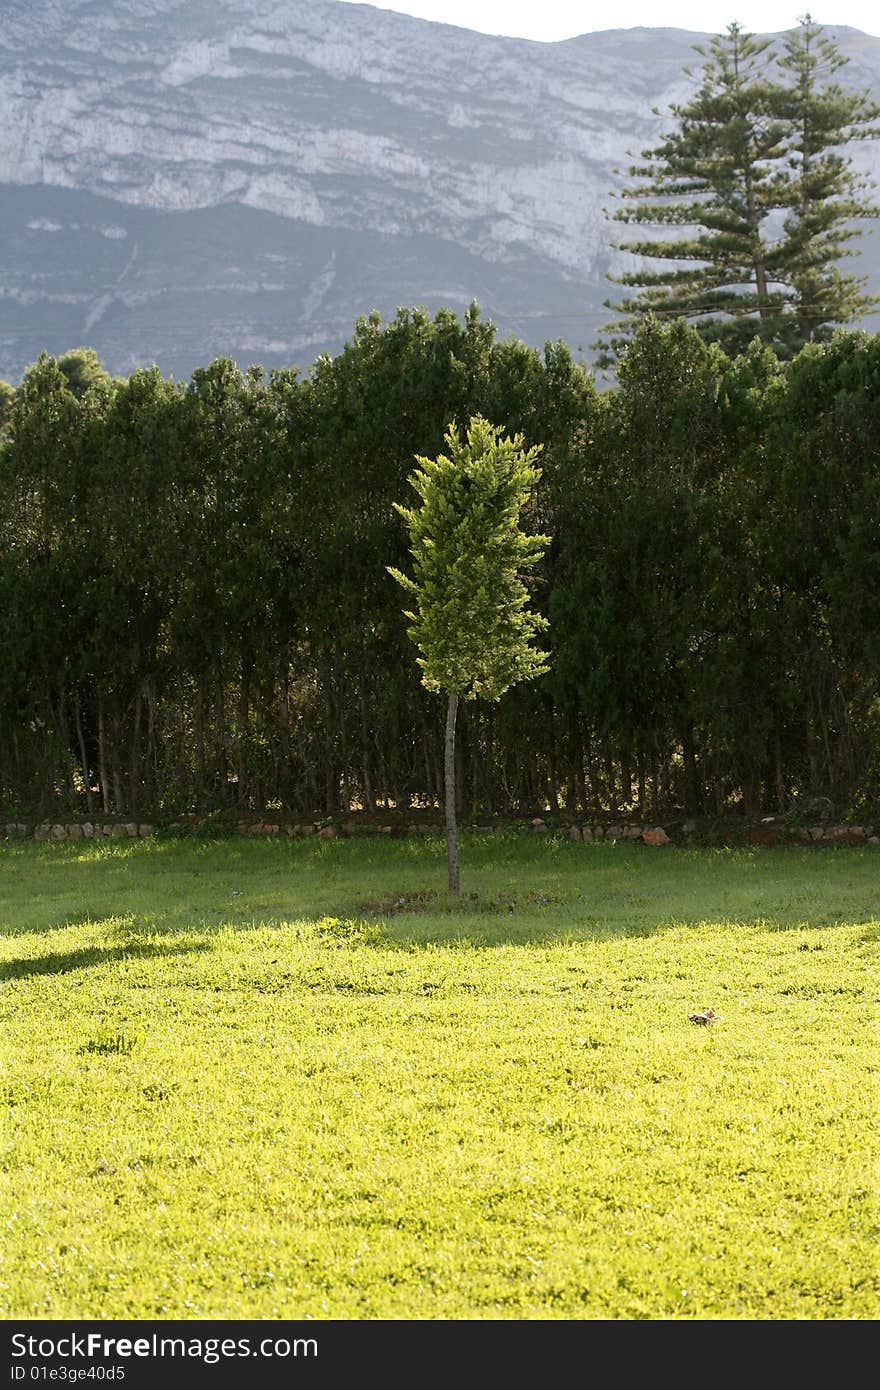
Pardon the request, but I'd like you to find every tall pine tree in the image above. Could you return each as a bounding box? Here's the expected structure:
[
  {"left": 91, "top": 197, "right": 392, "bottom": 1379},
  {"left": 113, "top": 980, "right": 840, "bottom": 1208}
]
[
  {"left": 774, "top": 14, "right": 880, "bottom": 346},
  {"left": 599, "top": 18, "right": 879, "bottom": 361}
]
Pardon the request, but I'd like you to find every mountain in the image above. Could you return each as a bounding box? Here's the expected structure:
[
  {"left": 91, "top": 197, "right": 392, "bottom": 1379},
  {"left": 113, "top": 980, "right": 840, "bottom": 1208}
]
[{"left": 1, "top": 0, "right": 879, "bottom": 382}]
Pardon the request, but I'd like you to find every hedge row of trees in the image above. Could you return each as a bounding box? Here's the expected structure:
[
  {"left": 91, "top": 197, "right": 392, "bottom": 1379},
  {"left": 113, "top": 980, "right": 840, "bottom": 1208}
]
[{"left": 1, "top": 305, "right": 878, "bottom": 819}]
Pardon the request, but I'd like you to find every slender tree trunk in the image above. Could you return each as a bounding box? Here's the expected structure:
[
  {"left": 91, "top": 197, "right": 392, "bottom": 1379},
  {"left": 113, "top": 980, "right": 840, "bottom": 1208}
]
[
  {"left": 445, "top": 691, "right": 460, "bottom": 897},
  {"left": 620, "top": 743, "right": 632, "bottom": 810},
  {"left": 774, "top": 726, "right": 786, "bottom": 813},
  {"left": 422, "top": 732, "right": 433, "bottom": 811},
  {"left": 55, "top": 685, "right": 79, "bottom": 800},
  {"left": 97, "top": 699, "right": 111, "bottom": 815},
  {"left": 743, "top": 167, "right": 771, "bottom": 321},
  {"left": 73, "top": 691, "right": 94, "bottom": 816},
  {"left": 358, "top": 673, "right": 375, "bottom": 812},
  {"left": 567, "top": 717, "right": 581, "bottom": 811},
  {"left": 129, "top": 689, "right": 143, "bottom": 814},
  {"left": 145, "top": 680, "right": 157, "bottom": 809},
  {"left": 547, "top": 740, "right": 560, "bottom": 813},
  {"left": 320, "top": 646, "right": 338, "bottom": 816},
  {"left": 238, "top": 649, "right": 252, "bottom": 808},
  {"left": 582, "top": 731, "right": 594, "bottom": 813},
  {"left": 682, "top": 722, "right": 700, "bottom": 813},
  {"left": 455, "top": 703, "right": 466, "bottom": 819},
  {"left": 194, "top": 684, "right": 207, "bottom": 804}
]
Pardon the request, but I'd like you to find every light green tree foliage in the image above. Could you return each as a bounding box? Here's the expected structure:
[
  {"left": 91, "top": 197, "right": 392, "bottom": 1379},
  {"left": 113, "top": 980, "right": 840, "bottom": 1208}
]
[{"left": 390, "top": 416, "right": 549, "bottom": 893}]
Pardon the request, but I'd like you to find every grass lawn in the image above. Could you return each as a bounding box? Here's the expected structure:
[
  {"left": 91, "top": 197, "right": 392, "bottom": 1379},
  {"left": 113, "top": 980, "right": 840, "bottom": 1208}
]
[{"left": 1, "top": 833, "right": 877, "bottom": 1320}]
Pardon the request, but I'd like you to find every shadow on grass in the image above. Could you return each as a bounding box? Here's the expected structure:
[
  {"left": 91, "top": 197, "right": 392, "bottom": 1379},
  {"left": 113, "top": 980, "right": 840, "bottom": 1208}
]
[
  {"left": 376, "top": 915, "right": 869, "bottom": 949},
  {"left": 3, "top": 833, "right": 877, "bottom": 949},
  {"left": 2, "top": 913, "right": 874, "bottom": 986},
  {"left": 1, "top": 939, "right": 206, "bottom": 982}
]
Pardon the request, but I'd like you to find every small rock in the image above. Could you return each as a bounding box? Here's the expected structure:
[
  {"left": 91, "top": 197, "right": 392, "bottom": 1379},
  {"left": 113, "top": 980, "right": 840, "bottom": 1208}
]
[
  {"left": 530, "top": 817, "right": 547, "bottom": 833},
  {"left": 318, "top": 826, "right": 337, "bottom": 839},
  {"left": 109, "top": 824, "right": 127, "bottom": 838},
  {"left": 67, "top": 824, "right": 83, "bottom": 839},
  {"left": 138, "top": 824, "right": 155, "bottom": 837},
  {"left": 81, "top": 822, "right": 94, "bottom": 838},
  {"left": 50, "top": 825, "right": 68, "bottom": 840},
  {"left": 867, "top": 836, "right": 879, "bottom": 845},
  {"left": 825, "top": 825, "right": 865, "bottom": 844},
  {"left": 643, "top": 826, "right": 670, "bottom": 846},
  {"left": 263, "top": 824, "right": 280, "bottom": 834},
  {"left": 581, "top": 826, "right": 593, "bottom": 841},
  {"left": 124, "top": 822, "right": 138, "bottom": 837},
  {"left": 34, "top": 824, "right": 51, "bottom": 841},
  {"left": 568, "top": 825, "right": 582, "bottom": 841}
]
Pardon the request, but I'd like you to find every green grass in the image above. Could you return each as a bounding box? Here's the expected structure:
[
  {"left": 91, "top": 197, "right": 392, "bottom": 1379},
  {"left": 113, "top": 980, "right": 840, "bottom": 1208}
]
[{"left": 1, "top": 834, "right": 878, "bottom": 1320}]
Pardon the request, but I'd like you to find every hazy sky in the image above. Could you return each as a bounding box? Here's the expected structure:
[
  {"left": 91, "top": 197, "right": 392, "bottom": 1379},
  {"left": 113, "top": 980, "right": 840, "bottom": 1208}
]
[{"left": 338, "top": 2, "right": 880, "bottom": 41}]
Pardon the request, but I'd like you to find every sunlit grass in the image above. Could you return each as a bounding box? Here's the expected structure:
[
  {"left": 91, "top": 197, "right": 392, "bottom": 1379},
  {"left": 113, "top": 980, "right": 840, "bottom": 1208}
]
[{"left": 1, "top": 835, "right": 877, "bottom": 1319}]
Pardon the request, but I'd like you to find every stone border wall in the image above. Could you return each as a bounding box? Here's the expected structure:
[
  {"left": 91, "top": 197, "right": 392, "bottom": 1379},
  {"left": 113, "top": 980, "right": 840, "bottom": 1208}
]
[{"left": 2, "top": 816, "right": 878, "bottom": 845}]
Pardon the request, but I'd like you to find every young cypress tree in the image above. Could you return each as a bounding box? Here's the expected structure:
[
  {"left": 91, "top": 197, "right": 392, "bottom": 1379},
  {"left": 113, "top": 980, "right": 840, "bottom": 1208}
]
[
  {"left": 599, "top": 18, "right": 879, "bottom": 361},
  {"left": 389, "top": 417, "right": 549, "bottom": 895}
]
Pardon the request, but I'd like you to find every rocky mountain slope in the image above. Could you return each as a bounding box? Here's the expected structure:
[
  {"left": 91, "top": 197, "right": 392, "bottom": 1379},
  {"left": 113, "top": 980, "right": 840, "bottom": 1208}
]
[{"left": 1, "top": 0, "right": 878, "bottom": 381}]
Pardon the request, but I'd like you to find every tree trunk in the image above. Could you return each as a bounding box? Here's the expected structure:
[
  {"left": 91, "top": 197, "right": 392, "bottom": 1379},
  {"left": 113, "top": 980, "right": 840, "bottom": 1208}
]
[
  {"left": 238, "top": 648, "right": 252, "bottom": 808},
  {"left": 129, "top": 689, "right": 143, "bottom": 814},
  {"left": 445, "top": 691, "right": 460, "bottom": 897},
  {"left": 97, "top": 699, "right": 111, "bottom": 815},
  {"left": 320, "top": 646, "right": 338, "bottom": 816},
  {"left": 743, "top": 164, "right": 771, "bottom": 322},
  {"left": 682, "top": 722, "right": 700, "bottom": 813},
  {"left": 194, "top": 684, "right": 207, "bottom": 804},
  {"left": 774, "top": 726, "right": 786, "bottom": 813},
  {"left": 547, "top": 739, "right": 560, "bottom": 813},
  {"left": 73, "top": 691, "right": 94, "bottom": 817},
  {"left": 145, "top": 680, "right": 157, "bottom": 809},
  {"left": 358, "top": 673, "right": 375, "bottom": 812}
]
